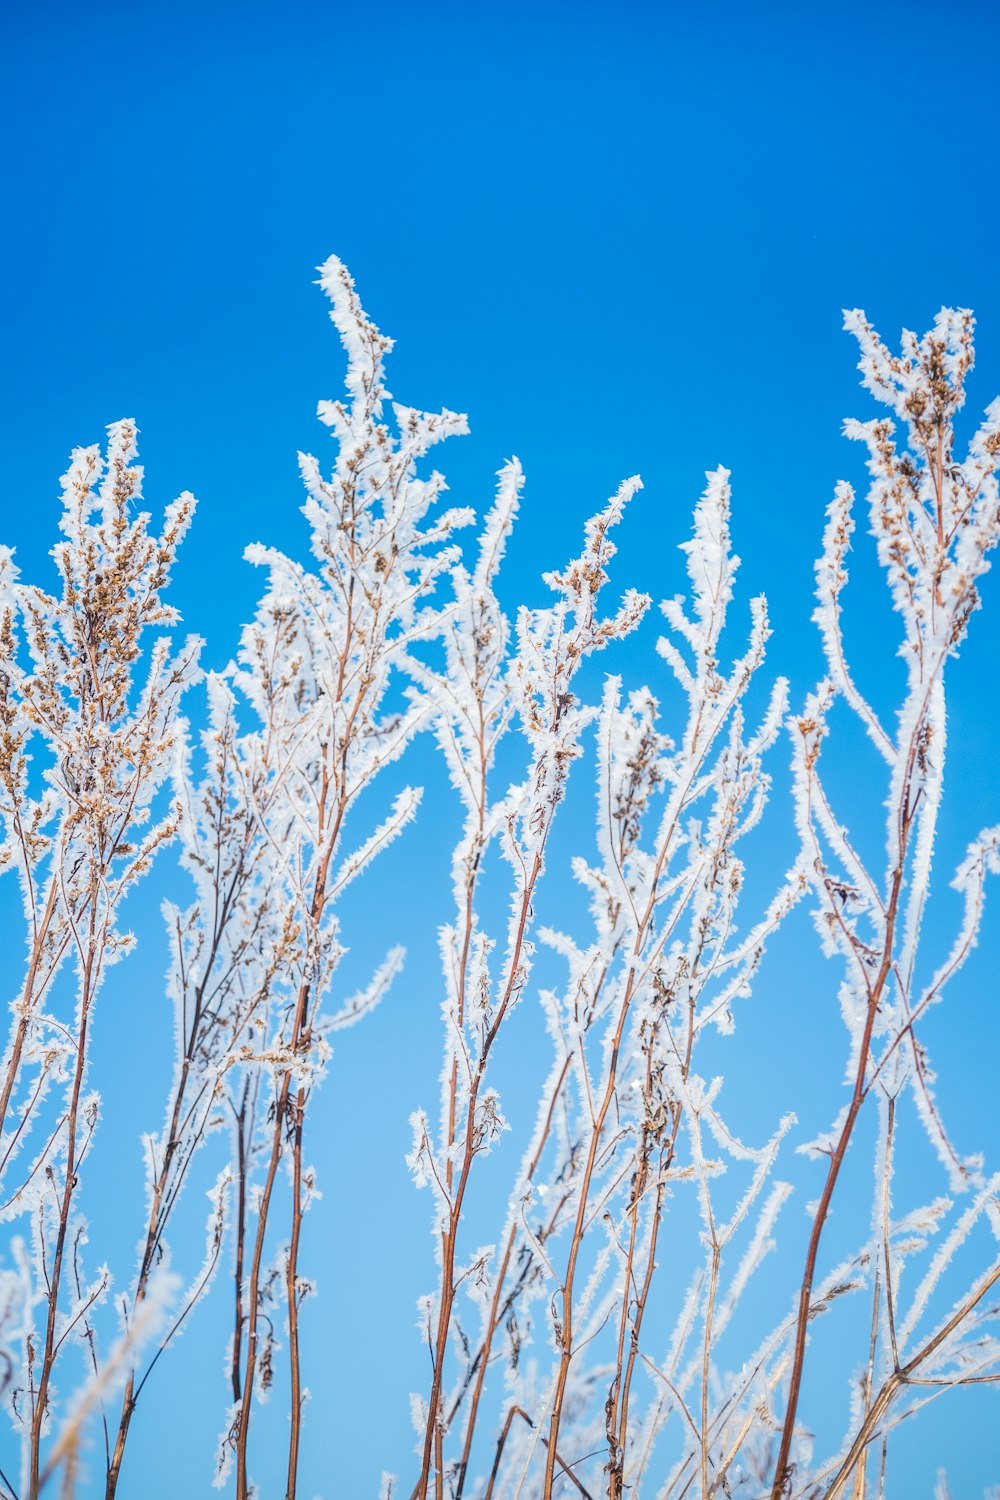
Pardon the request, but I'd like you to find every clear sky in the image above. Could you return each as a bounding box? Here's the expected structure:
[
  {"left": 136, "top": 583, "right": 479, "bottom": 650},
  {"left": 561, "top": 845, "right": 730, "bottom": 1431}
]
[{"left": 2, "top": 2, "right": 1000, "bottom": 1496}]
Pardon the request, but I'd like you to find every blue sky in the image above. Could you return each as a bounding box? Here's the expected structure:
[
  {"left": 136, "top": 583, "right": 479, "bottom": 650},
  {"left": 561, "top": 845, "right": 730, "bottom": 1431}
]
[{"left": 3, "top": 2, "right": 1000, "bottom": 1496}]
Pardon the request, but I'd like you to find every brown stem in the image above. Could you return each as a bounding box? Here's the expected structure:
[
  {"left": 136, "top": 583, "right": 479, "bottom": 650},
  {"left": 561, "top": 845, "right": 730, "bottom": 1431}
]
[
  {"left": 28, "top": 931, "right": 97, "bottom": 1498},
  {"left": 484, "top": 1405, "right": 594, "bottom": 1500},
  {"left": 822, "top": 1258, "right": 1000, "bottom": 1500},
  {"left": 768, "top": 858, "right": 906, "bottom": 1500},
  {"left": 606, "top": 1017, "right": 682, "bottom": 1497},
  {"left": 235, "top": 1072, "right": 290, "bottom": 1500},
  {"left": 105, "top": 873, "right": 249, "bottom": 1498},
  {"left": 231, "top": 1082, "right": 253, "bottom": 1404},
  {"left": 450, "top": 1054, "right": 574, "bottom": 1500},
  {"left": 285, "top": 1085, "right": 307, "bottom": 1500},
  {"left": 233, "top": 719, "right": 354, "bottom": 1494},
  {"left": 0, "top": 877, "right": 60, "bottom": 1151},
  {"left": 543, "top": 967, "right": 639, "bottom": 1493},
  {"left": 610, "top": 1171, "right": 668, "bottom": 1499},
  {"left": 543, "top": 710, "right": 731, "bottom": 1492},
  {"left": 415, "top": 862, "right": 541, "bottom": 1500}
]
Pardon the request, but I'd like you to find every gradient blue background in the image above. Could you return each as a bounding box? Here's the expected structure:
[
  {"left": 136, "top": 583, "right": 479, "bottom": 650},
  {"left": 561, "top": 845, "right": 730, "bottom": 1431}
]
[{"left": 2, "top": 2, "right": 1000, "bottom": 1496}]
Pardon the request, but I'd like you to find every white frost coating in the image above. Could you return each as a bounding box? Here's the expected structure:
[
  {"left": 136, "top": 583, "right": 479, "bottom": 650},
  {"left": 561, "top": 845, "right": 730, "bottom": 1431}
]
[
  {"left": 0, "top": 272, "right": 997, "bottom": 1497},
  {"left": 328, "top": 787, "right": 424, "bottom": 900},
  {"left": 402, "top": 307, "right": 1000, "bottom": 1495},
  {"left": 813, "top": 480, "right": 894, "bottom": 763},
  {"left": 396, "top": 421, "right": 815, "bottom": 1496},
  {"left": 713, "top": 1179, "right": 793, "bottom": 1342},
  {"left": 1, "top": 257, "right": 483, "bottom": 1489},
  {"left": 0, "top": 419, "right": 201, "bottom": 1482},
  {"left": 193, "top": 256, "right": 482, "bottom": 1488},
  {"left": 770, "top": 305, "right": 1000, "bottom": 1500}
]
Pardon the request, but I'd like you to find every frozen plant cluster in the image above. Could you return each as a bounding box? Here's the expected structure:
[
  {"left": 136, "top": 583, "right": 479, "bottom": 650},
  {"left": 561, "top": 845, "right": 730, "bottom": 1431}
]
[{"left": 0, "top": 263, "right": 998, "bottom": 1500}]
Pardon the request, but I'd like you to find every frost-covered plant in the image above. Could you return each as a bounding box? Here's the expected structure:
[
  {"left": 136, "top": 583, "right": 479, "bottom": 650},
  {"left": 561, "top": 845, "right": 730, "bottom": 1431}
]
[
  {"left": 0, "top": 424, "right": 199, "bottom": 1495},
  {"left": 406, "top": 468, "right": 803, "bottom": 1500},
  {"left": 212, "top": 256, "right": 473, "bottom": 1500},
  {"left": 104, "top": 674, "right": 296, "bottom": 1497},
  {"left": 1, "top": 270, "right": 998, "bottom": 1500},
  {"left": 766, "top": 310, "right": 1000, "bottom": 1498},
  {"left": 393, "top": 311, "right": 1000, "bottom": 1500},
  {"left": 403, "top": 460, "right": 650, "bottom": 1498}
]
